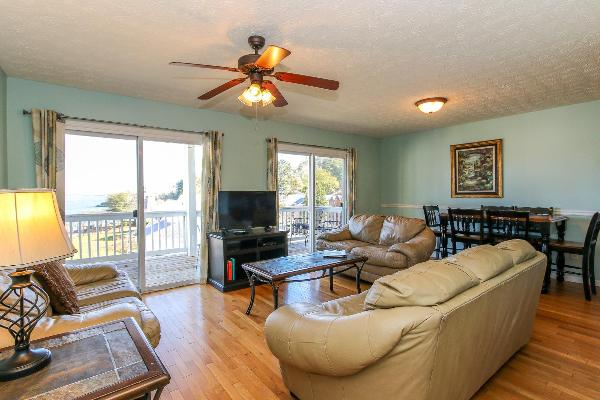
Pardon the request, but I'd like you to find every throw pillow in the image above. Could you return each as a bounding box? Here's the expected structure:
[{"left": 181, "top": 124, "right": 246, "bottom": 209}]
[{"left": 32, "top": 261, "right": 80, "bottom": 315}]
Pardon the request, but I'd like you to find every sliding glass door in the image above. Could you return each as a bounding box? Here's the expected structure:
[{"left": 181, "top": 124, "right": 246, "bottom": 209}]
[
  {"left": 64, "top": 134, "right": 141, "bottom": 285},
  {"left": 142, "top": 140, "right": 202, "bottom": 291},
  {"left": 64, "top": 124, "right": 203, "bottom": 292},
  {"left": 277, "top": 144, "right": 348, "bottom": 254}
]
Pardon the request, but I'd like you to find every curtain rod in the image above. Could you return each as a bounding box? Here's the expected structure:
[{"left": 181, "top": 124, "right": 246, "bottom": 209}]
[
  {"left": 22, "top": 109, "right": 212, "bottom": 136},
  {"left": 275, "top": 139, "right": 350, "bottom": 152}
]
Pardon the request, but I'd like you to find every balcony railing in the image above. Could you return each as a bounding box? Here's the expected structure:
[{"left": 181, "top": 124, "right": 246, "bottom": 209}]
[
  {"left": 65, "top": 210, "right": 188, "bottom": 262},
  {"left": 66, "top": 207, "right": 344, "bottom": 263},
  {"left": 278, "top": 206, "right": 345, "bottom": 240}
]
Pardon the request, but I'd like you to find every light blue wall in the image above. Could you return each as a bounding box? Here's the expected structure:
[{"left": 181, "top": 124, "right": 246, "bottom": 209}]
[
  {"left": 4, "top": 77, "right": 381, "bottom": 213},
  {"left": 380, "top": 101, "right": 600, "bottom": 281},
  {"left": 0, "top": 68, "right": 6, "bottom": 187}
]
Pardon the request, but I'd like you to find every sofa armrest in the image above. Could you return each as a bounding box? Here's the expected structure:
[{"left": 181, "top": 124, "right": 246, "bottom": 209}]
[
  {"left": 388, "top": 227, "right": 436, "bottom": 266},
  {"left": 264, "top": 302, "right": 436, "bottom": 377},
  {"left": 316, "top": 225, "right": 352, "bottom": 241},
  {"left": 65, "top": 263, "right": 118, "bottom": 286},
  {"left": 0, "top": 303, "right": 142, "bottom": 349}
]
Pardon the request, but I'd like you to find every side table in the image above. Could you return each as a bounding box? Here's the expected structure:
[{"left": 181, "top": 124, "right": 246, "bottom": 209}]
[{"left": 0, "top": 317, "right": 170, "bottom": 400}]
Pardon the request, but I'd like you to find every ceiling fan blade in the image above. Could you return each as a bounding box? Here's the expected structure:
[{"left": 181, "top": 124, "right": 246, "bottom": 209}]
[
  {"left": 198, "top": 78, "right": 247, "bottom": 100},
  {"left": 170, "top": 62, "right": 239, "bottom": 72},
  {"left": 263, "top": 81, "right": 288, "bottom": 107},
  {"left": 274, "top": 72, "right": 339, "bottom": 90},
  {"left": 255, "top": 46, "right": 291, "bottom": 69}
]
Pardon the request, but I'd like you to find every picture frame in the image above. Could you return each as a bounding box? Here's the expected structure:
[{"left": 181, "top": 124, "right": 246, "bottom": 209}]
[{"left": 450, "top": 139, "right": 503, "bottom": 198}]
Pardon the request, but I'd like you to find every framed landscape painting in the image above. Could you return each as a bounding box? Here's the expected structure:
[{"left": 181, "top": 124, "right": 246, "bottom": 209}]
[{"left": 450, "top": 139, "right": 503, "bottom": 198}]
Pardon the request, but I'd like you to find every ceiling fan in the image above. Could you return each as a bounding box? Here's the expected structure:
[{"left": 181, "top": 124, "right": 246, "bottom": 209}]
[{"left": 170, "top": 35, "right": 339, "bottom": 107}]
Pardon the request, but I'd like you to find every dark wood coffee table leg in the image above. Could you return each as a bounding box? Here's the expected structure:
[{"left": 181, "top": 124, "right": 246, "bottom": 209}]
[
  {"left": 329, "top": 267, "right": 334, "bottom": 291},
  {"left": 245, "top": 273, "right": 256, "bottom": 315},
  {"left": 153, "top": 387, "right": 165, "bottom": 400}
]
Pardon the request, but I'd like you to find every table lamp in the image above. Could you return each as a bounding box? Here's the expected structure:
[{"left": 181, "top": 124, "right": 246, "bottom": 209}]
[{"left": 0, "top": 189, "right": 76, "bottom": 381}]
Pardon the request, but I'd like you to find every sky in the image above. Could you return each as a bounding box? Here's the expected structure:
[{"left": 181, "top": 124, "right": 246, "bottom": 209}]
[{"left": 65, "top": 134, "right": 200, "bottom": 197}]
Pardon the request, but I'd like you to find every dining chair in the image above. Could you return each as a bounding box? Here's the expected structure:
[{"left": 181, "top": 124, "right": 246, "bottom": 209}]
[
  {"left": 486, "top": 210, "right": 530, "bottom": 244},
  {"left": 423, "top": 205, "right": 443, "bottom": 258},
  {"left": 514, "top": 206, "right": 555, "bottom": 250},
  {"left": 447, "top": 208, "right": 485, "bottom": 255},
  {"left": 549, "top": 212, "right": 599, "bottom": 301}
]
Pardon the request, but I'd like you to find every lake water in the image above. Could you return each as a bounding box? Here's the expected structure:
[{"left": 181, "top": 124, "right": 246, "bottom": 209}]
[{"left": 65, "top": 194, "right": 109, "bottom": 215}]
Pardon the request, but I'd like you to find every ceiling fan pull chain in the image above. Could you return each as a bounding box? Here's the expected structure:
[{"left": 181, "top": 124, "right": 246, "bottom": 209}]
[{"left": 255, "top": 102, "right": 258, "bottom": 131}]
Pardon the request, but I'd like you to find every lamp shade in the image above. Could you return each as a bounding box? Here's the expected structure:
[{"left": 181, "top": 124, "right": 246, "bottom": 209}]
[{"left": 0, "top": 190, "right": 76, "bottom": 269}]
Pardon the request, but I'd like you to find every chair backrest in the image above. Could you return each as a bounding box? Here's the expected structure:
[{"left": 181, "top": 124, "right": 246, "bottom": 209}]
[
  {"left": 514, "top": 206, "right": 554, "bottom": 216},
  {"left": 583, "top": 212, "right": 600, "bottom": 258},
  {"left": 423, "top": 205, "right": 441, "bottom": 228},
  {"left": 486, "top": 210, "right": 530, "bottom": 242},
  {"left": 448, "top": 208, "right": 484, "bottom": 242}
]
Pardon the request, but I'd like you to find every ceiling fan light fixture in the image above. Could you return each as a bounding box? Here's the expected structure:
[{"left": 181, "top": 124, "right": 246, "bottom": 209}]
[
  {"left": 241, "top": 83, "right": 263, "bottom": 103},
  {"left": 237, "top": 94, "right": 254, "bottom": 107},
  {"left": 415, "top": 97, "right": 447, "bottom": 113},
  {"left": 260, "top": 89, "right": 275, "bottom": 107}
]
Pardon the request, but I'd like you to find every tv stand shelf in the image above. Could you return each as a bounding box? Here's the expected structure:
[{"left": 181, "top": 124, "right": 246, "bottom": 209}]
[{"left": 207, "top": 230, "right": 289, "bottom": 292}]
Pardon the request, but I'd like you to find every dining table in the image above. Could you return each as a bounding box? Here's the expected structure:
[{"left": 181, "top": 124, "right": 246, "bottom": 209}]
[{"left": 438, "top": 212, "right": 568, "bottom": 294}]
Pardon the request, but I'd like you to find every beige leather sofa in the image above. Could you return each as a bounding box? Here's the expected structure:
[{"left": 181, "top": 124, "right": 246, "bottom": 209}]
[
  {"left": 316, "top": 214, "right": 436, "bottom": 282},
  {"left": 265, "top": 240, "right": 545, "bottom": 400},
  {"left": 0, "top": 263, "right": 160, "bottom": 349}
]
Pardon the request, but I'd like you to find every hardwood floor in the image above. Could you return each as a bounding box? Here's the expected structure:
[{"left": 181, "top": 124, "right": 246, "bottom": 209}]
[{"left": 143, "top": 277, "right": 600, "bottom": 400}]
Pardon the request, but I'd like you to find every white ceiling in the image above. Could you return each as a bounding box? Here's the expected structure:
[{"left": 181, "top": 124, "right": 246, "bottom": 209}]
[{"left": 1, "top": 0, "right": 600, "bottom": 137}]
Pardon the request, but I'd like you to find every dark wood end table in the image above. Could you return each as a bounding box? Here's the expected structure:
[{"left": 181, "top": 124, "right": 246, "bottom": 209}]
[
  {"left": 242, "top": 251, "right": 368, "bottom": 315},
  {"left": 0, "top": 318, "right": 170, "bottom": 400}
]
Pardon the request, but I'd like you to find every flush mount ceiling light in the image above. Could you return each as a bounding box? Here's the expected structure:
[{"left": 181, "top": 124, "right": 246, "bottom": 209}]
[{"left": 415, "top": 97, "right": 448, "bottom": 114}]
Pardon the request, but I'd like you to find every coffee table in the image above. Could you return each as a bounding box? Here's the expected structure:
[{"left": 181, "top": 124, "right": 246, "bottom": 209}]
[
  {"left": 242, "top": 251, "right": 368, "bottom": 315},
  {"left": 0, "top": 318, "right": 170, "bottom": 400}
]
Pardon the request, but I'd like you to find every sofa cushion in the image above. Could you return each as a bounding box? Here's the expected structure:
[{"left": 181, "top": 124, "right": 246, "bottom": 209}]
[
  {"left": 445, "top": 245, "right": 514, "bottom": 282},
  {"left": 495, "top": 239, "right": 537, "bottom": 264},
  {"left": 80, "top": 297, "right": 161, "bottom": 348},
  {"left": 317, "top": 239, "right": 369, "bottom": 252},
  {"left": 76, "top": 271, "right": 141, "bottom": 307},
  {"left": 350, "top": 245, "right": 388, "bottom": 266},
  {"left": 349, "top": 215, "right": 385, "bottom": 244},
  {"left": 379, "top": 216, "right": 427, "bottom": 245},
  {"left": 32, "top": 261, "right": 80, "bottom": 315},
  {"left": 364, "top": 260, "right": 479, "bottom": 309},
  {"left": 350, "top": 245, "right": 408, "bottom": 269}
]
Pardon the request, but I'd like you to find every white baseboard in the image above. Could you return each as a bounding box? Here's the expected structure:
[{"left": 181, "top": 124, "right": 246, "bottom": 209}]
[{"left": 550, "top": 271, "right": 600, "bottom": 286}]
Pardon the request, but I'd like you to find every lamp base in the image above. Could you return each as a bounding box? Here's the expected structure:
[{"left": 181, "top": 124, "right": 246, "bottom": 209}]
[{"left": 0, "top": 347, "right": 51, "bottom": 381}]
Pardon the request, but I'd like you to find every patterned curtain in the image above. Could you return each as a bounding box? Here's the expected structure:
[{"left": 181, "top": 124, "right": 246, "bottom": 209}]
[
  {"left": 266, "top": 138, "right": 279, "bottom": 226},
  {"left": 346, "top": 148, "right": 356, "bottom": 219},
  {"left": 32, "top": 109, "right": 66, "bottom": 216},
  {"left": 199, "top": 131, "right": 223, "bottom": 282}
]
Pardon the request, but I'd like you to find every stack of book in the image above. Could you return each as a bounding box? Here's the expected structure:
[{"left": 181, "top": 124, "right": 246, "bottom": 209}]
[{"left": 226, "top": 258, "right": 236, "bottom": 281}]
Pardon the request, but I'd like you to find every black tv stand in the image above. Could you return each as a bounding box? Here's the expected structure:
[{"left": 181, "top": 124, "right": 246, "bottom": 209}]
[
  {"left": 222, "top": 228, "right": 250, "bottom": 235},
  {"left": 208, "top": 230, "right": 288, "bottom": 292}
]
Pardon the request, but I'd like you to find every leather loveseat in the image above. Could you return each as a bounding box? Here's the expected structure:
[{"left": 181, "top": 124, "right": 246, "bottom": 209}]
[
  {"left": 0, "top": 263, "right": 160, "bottom": 349},
  {"left": 316, "top": 214, "right": 436, "bottom": 282},
  {"left": 265, "top": 240, "right": 545, "bottom": 400}
]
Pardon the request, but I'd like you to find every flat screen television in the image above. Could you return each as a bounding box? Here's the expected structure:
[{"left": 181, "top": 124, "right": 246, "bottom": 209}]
[{"left": 218, "top": 191, "right": 277, "bottom": 230}]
